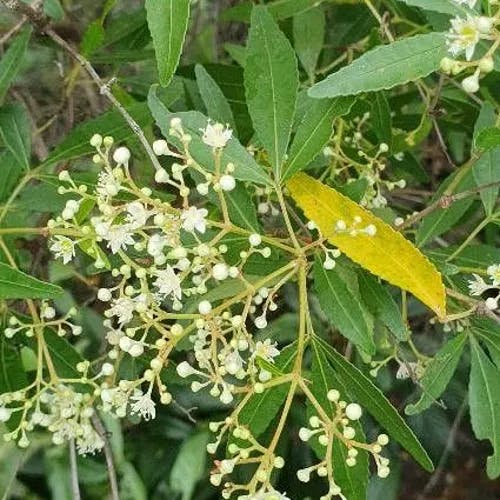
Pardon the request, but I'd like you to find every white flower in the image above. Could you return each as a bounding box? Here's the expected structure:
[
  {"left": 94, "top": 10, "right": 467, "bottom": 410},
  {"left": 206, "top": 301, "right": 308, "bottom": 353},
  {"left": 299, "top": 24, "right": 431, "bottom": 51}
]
[
  {"left": 487, "top": 264, "right": 500, "bottom": 286},
  {"left": 130, "top": 392, "right": 156, "bottom": 421},
  {"left": 201, "top": 122, "right": 232, "bottom": 149},
  {"left": 447, "top": 16, "right": 481, "bottom": 61},
  {"left": 105, "top": 225, "right": 135, "bottom": 254},
  {"left": 181, "top": 206, "right": 208, "bottom": 234},
  {"left": 147, "top": 233, "right": 168, "bottom": 257},
  {"left": 396, "top": 361, "right": 419, "bottom": 380},
  {"left": 468, "top": 274, "right": 489, "bottom": 295},
  {"left": 254, "top": 339, "right": 280, "bottom": 363},
  {"left": 96, "top": 171, "right": 121, "bottom": 198},
  {"left": 127, "top": 201, "right": 150, "bottom": 227},
  {"left": 108, "top": 298, "right": 135, "bottom": 325},
  {"left": 50, "top": 236, "right": 75, "bottom": 264},
  {"left": 224, "top": 350, "right": 244, "bottom": 375},
  {"left": 154, "top": 265, "right": 182, "bottom": 300}
]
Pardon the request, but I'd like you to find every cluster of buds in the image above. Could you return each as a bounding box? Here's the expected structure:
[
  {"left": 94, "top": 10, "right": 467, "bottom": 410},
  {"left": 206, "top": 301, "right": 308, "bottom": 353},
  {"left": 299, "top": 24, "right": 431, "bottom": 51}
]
[
  {"left": 298, "top": 390, "right": 390, "bottom": 499},
  {"left": 5, "top": 302, "right": 82, "bottom": 338},
  {"left": 440, "top": 0, "right": 500, "bottom": 93},
  {"left": 324, "top": 136, "right": 406, "bottom": 209},
  {"left": 468, "top": 264, "right": 500, "bottom": 310},
  {"left": 207, "top": 421, "right": 288, "bottom": 500}
]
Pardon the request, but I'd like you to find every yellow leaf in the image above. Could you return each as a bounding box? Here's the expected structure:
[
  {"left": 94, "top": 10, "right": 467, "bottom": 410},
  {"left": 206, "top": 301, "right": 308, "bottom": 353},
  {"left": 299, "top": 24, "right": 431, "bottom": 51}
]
[{"left": 287, "top": 173, "right": 446, "bottom": 319}]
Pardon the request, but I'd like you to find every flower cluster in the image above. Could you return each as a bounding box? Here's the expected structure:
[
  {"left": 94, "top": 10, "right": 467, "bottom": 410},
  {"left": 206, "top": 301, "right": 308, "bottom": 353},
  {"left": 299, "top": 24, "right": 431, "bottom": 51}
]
[
  {"left": 468, "top": 264, "right": 500, "bottom": 310},
  {"left": 441, "top": 0, "right": 500, "bottom": 93},
  {"left": 324, "top": 119, "right": 407, "bottom": 209},
  {"left": 297, "top": 390, "right": 390, "bottom": 500}
]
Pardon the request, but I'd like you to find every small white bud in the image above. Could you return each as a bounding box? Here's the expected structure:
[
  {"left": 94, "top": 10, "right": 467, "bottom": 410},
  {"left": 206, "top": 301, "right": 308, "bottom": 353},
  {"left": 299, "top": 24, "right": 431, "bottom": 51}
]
[
  {"left": 345, "top": 403, "right": 362, "bottom": 421},
  {"left": 212, "top": 263, "right": 229, "bottom": 281},
  {"left": 219, "top": 174, "right": 236, "bottom": 192},
  {"left": 97, "top": 288, "right": 112, "bottom": 302},
  {"left": 113, "top": 146, "right": 131, "bottom": 164},
  {"left": 248, "top": 233, "right": 262, "bottom": 247},
  {"left": 462, "top": 73, "right": 480, "bottom": 94},
  {"left": 198, "top": 300, "right": 212, "bottom": 315},
  {"left": 152, "top": 139, "right": 170, "bottom": 156},
  {"left": 90, "top": 134, "right": 103, "bottom": 148}
]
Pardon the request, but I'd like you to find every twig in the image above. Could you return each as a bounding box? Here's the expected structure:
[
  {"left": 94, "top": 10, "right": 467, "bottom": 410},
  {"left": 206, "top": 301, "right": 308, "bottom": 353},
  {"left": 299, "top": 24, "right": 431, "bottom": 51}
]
[
  {"left": 92, "top": 414, "right": 121, "bottom": 500},
  {"left": 69, "top": 439, "right": 82, "bottom": 500},
  {"left": 397, "top": 180, "right": 500, "bottom": 231},
  {"left": 0, "top": 0, "right": 162, "bottom": 172},
  {"left": 0, "top": 16, "right": 26, "bottom": 45}
]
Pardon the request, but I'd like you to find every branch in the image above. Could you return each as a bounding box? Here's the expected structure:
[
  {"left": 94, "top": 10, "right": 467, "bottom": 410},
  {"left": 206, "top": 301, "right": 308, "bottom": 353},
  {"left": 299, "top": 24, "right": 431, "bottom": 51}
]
[
  {"left": 69, "top": 439, "right": 82, "bottom": 500},
  {"left": 397, "top": 180, "right": 500, "bottom": 231},
  {"left": 1, "top": 0, "right": 162, "bottom": 172},
  {"left": 92, "top": 414, "right": 120, "bottom": 500}
]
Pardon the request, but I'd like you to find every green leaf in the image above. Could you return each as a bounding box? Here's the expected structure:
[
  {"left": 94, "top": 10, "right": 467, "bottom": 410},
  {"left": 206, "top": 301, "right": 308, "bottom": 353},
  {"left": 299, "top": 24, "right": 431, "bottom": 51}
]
[
  {"left": 0, "top": 338, "right": 28, "bottom": 394},
  {"left": 416, "top": 167, "right": 476, "bottom": 247},
  {"left": 0, "top": 263, "right": 63, "bottom": 299},
  {"left": 315, "top": 336, "right": 434, "bottom": 472},
  {"left": 371, "top": 91, "right": 392, "bottom": 149},
  {"left": 42, "top": 102, "right": 152, "bottom": 168},
  {"left": 145, "top": 0, "right": 190, "bottom": 87},
  {"left": 470, "top": 317, "right": 500, "bottom": 369},
  {"left": 476, "top": 128, "right": 500, "bottom": 151},
  {"left": 195, "top": 64, "right": 235, "bottom": 128},
  {"left": 36, "top": 329, "right": 83, "bottom": 378},
  {"left": 120, "top": 462, "right": 147, "bottom": 500},
  {"left": 309, "top": 340, "right": 369, "bottom": 500},
  {"left": 224, "top": 43, "right": 247, "bottom": 67},
  {"left": 282, "top": 96, "right": 355, "bottom": 181},
  {"left": 43, "top": 0, "right": 65, "bottom": 20},
  {"left": 224, "top": 185, "right": 261, "bottom": 232},
  {"left": 0, "top": 28, "right": 32, "bottom": 104},
  {"left": 395, "top": 0, "right": 472, "bottom": 15},
  {"left": 0, "top": 103, "right": 31, "bottom": 172},
  {"left": 469, "top": 337, "right": 500, "bottom": 479},
  {"left": 237, "top": 343, "right": 296, "bottom": 437},
  {"left": 148, "top": 85, "right": 272, "bottom": 186},
  {"left": 222, "top": 0, "right": 323, "bottom": 23},
  {"left": 405, "top": 331, "right": 467, "bottom": 415},
  {"left": 357, "top": 271, "right": 407, "bottom": 341},
  {"left": 245, "top": 6, "right": 298, "bottom": 178},
  {"left": 170, "top": 431, "right": 209, "bottom": 500},
  {"left": 309, "top": 32, "right": 448, "bottom": 98},
  {"left": 472, "top": 104, "right": 500, "bottom": 216},
  {"left": 293, "top": 7, "right": 325, "bottom": 81},
  {"left": 314, "top": 259, "right": 375, "bottom": 354},
  {"left": 81, "top": 21, "right": 106, "bottom": 57}
]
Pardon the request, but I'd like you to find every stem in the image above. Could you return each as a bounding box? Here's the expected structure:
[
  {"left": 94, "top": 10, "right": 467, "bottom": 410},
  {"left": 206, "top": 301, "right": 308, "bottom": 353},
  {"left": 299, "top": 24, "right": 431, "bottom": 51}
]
[
  {"left": 69, "top": 440, "right": 82, "bottom": 500},
  {"left": 275, "top": 183, "right": 300, "bottom": 250},
  {"left": 92, "top": 414, "right": 121, "bottom": 500}
]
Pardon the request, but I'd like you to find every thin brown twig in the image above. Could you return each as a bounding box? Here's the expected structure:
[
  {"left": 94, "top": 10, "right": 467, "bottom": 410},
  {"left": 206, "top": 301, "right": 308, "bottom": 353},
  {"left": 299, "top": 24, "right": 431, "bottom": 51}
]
[
  {"left": 0, "top": 0, "right": 162, "bottom": 172},
  {"left": 397, "top": 180, "right": 500, "bottom": 231},
  {"left": 69, "top": 439, "right": 82, "bottom": 500},
  {"left": 0, "top": 16, "right": 26, "bottom": 45},
  {"left": 91, "top": 414, "right": 120, "bottom": 500}
]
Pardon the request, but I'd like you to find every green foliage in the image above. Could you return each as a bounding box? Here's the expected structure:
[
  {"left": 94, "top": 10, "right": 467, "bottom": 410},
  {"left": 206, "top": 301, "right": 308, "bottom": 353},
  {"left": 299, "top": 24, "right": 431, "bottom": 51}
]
[
  {"left": 0, "top": 0, "right": 499, "bottom": 497},
  {"left": 0, "top": 263, "right": 63, "bottom": 299},
  {"left": 309, "top": 33, "right": 448, "bottom": 98},
  {"left": 245, "top": 6, "right": 298, "bottom": 178},
  {"left": 145, "top": 0, "right": 190, "bottom": 87}
]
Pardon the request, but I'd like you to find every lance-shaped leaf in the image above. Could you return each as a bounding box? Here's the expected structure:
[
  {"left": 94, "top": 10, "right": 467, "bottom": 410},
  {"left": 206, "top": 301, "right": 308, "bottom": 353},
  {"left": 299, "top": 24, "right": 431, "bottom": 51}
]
[
  {"left": 405, "top": 331, "right": 467, "bottom": 415},
  {"left": 314, "top": 259, "right": 375, "bottom": 354},
  {"left": 245, "top": 6, "right": 298, "bottom": 177},
  {"left": 469, "top": 337, "right": 500, "bottom": 479},
  {"left": 308, "top": 33, "right": 448, "bottom": 98},
  {"left": 395, "top": 0, "right": 473, "bottom": 16},
  {"left": 308, "top": 340, "right": 369, "bottom": 500},
  {"left": 281, "top": 96, "right": 355, "bottom": 181},
  {"left": 315, "top": 337, "right": 434, "bottom": 472},
  {"left": 0, "top": 263, "right": 63, "bottom": 300},
  {"left": 145, "top": 0, "right": 190, "bottom": 87},
  {"left": 0, "top": 28, "right": 32, "bottom": 104},
  {"left": 287, "top": 173, "right": 446, "bottom": 318}
]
